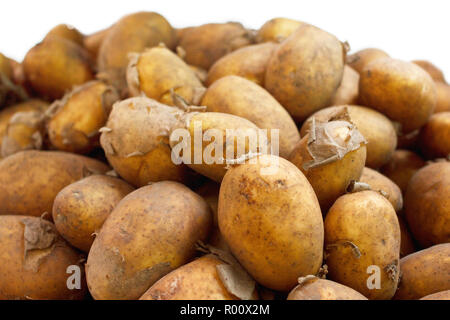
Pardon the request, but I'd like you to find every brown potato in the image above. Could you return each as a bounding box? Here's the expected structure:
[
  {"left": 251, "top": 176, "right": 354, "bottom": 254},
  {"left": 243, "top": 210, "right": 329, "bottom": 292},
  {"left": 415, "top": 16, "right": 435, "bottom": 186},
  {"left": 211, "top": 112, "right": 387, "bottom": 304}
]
[
  {"left": 86, "top": 181, "right": 212, "bottom": 300},
  {"left": 325, "top": 190, "right": 401, "bottom": 300},
  {"left": 398, "top": 215, "right": 416, "bottom": 258},
  {"left": 256, "top": 17, "right": 305, "bottom": 43},
  {"left": 0, "top": 53, "right": 28, "bottom": 108},
  {"left": 397, "top": 130, "right": 420, "bottom": 150},
  {"left": 0, "top": 215, "right": 86, "bottom": 300},
  {"left": 177, "top": 22, "right": 254, "bottom": 70},
  {"left": 0, "top": 150, "right": 109, "bottom": 217},
  {"left": 413, "top": 60, "right": 447, "bottom": 83},
  {"left": 330, "top": 65, "right": 360, "bottom": 106},
  {"left": 265, "top": 24, "right": 345, "bottom": 122},
  {"left": 394, "top": 244, "right": 450, "bottom": 300},
  {"left": 200, "top": 75, "right": 300, "bottom": 158},
  {"left": 52, "top": 175, "right": 134, "bottom": 252},
  {"left": 218, "top": 155, "right": 324, "bottom": 291},
  {"left": 359, "top": 58, "right": 437, "bottom": 133},
  {"left": 420, "top": 290, "right": 450, "bottom": 300},
  {"left": 434, "top": 82, "right": 450, "bottom": 113},
  {"left": 287, "top": 277, "right": 368, "bottom": 300},
  {"left": 44, "top": 24, "right": 84, "bottom": 46},
  {"left": 195, "top": 180, "right": 220, "bottom": 226},
  {"left": 206, "top": 42, "right": 278, "bottom": 87},
  {"left": 347, "top": 48, "right": 390, "bottom": 75},
  {"left": 418, "top": 112, "right": 450, "bottom": 159},
  {"left": 83, "top": 26, "right": 112, "bottom": 61},
  {"left": 47, "top": 80, "right": 119, "bottom": 154},
  {"left": 404, "top": 161, "right": 450, "bottom": 247}
]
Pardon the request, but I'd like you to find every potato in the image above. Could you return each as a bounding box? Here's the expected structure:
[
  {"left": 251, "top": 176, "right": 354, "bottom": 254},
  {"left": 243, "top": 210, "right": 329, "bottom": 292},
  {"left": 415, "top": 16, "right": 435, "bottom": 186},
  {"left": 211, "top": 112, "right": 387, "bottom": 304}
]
[
  {"left": 325, "top": 190, "right": 401, "bottom": 300},
  {"left": 413, "top": 60, "right": 447, "bottom": 83},
  {"left": 23, "top": 37, "right": 94, "bottom": 100},
  {"left": 98, "top": 12, "right": 176, "bottom": 95},
  {"left": 434, "top": 82, "right": 450, "bottom": 113},
  {"left": 0, "top": 215, "right": 86, "bottom": 300},
  {"left": 394, "top": 244, "right": 450, "bottom": 300},
  {"left": 420, "top": 290, "right": 450, "bottom": 300},
  {"left": 177, "top": 22, "right": 254, "bottom": 70},
  {"left": 127, "top": 46, "right": 205, "bottom": 106},
  {"left": 200, "top": 75, "right": 300, "bottom": 158},
  {"left": 256, "top": 17, "right": 305, "bottom": 43},
  {"left": 301, "top": 105, "right": 397, "bottom": 169},
  {"left": 47, "top": 80, "right": 119, "bottom": 154},
  {"left": 287, "top": 277, "right": 367, "bottom": 300},
  {"left": 218, "top": 154, "right": 324, "bottom": 291},
  {"left": 100, "top": 97, "right": 192, "bottom": 187},
  {"left": 44, "top": 24, "right": 84, "bottom": 46},
  {"left": 418, "top": 112, "right": 450, "bottom": 159},
  {"left": 52, "top": 175, "right": 134, "bottom": 252},
  {"left": 169, "top": 111, "right": 268, "bottom": 182},
  {"left": 397, "top": 130, "right": 420, "bottom": 150},
  {"left": 330, "top": 65, "right": 360, "bottom": 106},
  {"left": 0, "top": 150, "right": 109, "bottom": 217},
  {"left": 359, "top": 167, "right": 403, "bottom": 212},
  {"left": 195, "top": 180, "right": 220, "bottom": 226},
  {"left": 380, "top": 150, "right": 426, "bottom": 194},
  {"left": 83, "top": 26, "right": 112, "bottom": 61},
  {"left": 206, "top": 42, "right": 278, "bottom": 87},
  {"left": 265, "top": 24, "right": 345, "bottom": 122},
  {"left": 189, "top": 64, "right": 208, "bottom": 84},
  {"left": 398, "top": 215, "right": 416, "bottom": 258},
  {"left": 86, "top": 181, "right": 212, "bottom": 300},
  {"left": 359, "top": 58, "right": 437, "bottom": 133},
  {"left": 347, "top": 48, "right": 390, "bottom": 75},
  {"left": 290, "top": 111, "right": 367, "bottom": 211},
  {"left": 0, "top": 53, "right": 28, "bottom": 108},
  {"left": 404, "top": 162, "right": 450, "bottom": 247}
]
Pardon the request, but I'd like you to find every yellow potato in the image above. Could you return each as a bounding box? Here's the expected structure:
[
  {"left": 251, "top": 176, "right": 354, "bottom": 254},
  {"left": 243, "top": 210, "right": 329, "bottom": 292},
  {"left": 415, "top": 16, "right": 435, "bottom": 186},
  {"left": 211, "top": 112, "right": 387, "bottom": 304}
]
[
  {"left": 434, "top": 82, "right": 450, "bottom": 113},
  {"left": 398, "top": 215, "right": 416, "bottom": 258},
  {"left": 83, "top": 26, "right": 112, "bottom": 61},
  {"left": 256, "top": 17, "right": 305, "bottom": 43},
  {"left": 420, "top": 290, "right": 450, "bottom": 300},
  {"left": 330, "top": 65, "right": 360, "bottom": 106},
  {"left": 347, "top": 48, "right": 390, "bottom": 75},
  {"left": 287, "top": 277, "right": 368, "bottom": 300},
  {"left": 44, "top": 24, "right": 84, "bottom": 46},
  {"left": 418, "top": 112, "right": 450, "bottom": 159},
  {"left": 0, "top": 53, "right": 29, "bottom": 108},
  {"left": 413, "top": 60, "right": 447, "bottom": 83}
]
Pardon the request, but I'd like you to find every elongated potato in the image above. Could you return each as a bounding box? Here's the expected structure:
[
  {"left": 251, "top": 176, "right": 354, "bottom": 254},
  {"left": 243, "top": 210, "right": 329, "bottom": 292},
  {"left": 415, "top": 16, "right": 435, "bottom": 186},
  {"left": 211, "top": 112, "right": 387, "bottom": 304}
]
[
  {"left": 347, "top": 48, "right": 389, "bottom": 75},
  {"left": 0, "top": 150, "right": 109, "bottom": 217},
  {"left": 44, "top": 24, "right": 84, "bottom": 46},
  {"left": 0, "top": 215, "right": 86, "bottom": 300},
  {"left": 325, "top": 191, "right": 401, "bottom": 300},
  {"left": 434, "top": 82, "right": 450, "bottom": 113},
  {"left": 86, "top": 181, "right": 212, "bottom": 300},
  {"left": 206, "top": 42, "right": 278, "bottom": 87},
  {"left": 394, "top": 244, "right": 450, "bottom": 300},
  {"left": 418, "top": 112, "right": 450, "bottom": 159},
  {"left": 127, "top": 46, "right": 205, "bottom": 106},
  {"left": 287, "top": 277, "right": 367, "bottom": 300},
  {"left": 330, "top": 65, "right": 360, "bottom": 106},
  {"left": 256, "top": 17, "right": 305, "bottom": 43},
  {"left": 359, "top": 58, "right": 437, "bottom": 133},
  {"left": 47, "top": 81, "right": 119, "bottom": 154},
  {"left": 420, "top": 290, "right": 450, "bottom": 300},
  {"left": 53, "top": 175, "right": 134, "bottom": 252},
  {"left": 413, "top": 60, "right": 447, "bottom": 83},
  {"left": 218, "top": 155, "right": 324, "bottom": 291},
  {"left": 200, "top": 75, "right": 300, "bottom": 158},
  {"left": 265, "top": 24, "right": 345, "bottom": 122},
  {"left": 404, "top": 162, "right": 450, "bottom": 247}
]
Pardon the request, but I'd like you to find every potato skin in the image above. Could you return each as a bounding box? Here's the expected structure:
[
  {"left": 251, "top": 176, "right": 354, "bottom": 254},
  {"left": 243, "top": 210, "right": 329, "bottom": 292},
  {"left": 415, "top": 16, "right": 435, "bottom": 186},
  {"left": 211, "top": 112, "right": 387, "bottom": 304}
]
[
  {"left": 347, "top": 48, "right": 389, "bottom": 75},
  {"left": 359, "top": 58, "right": 437, "bottom": 133},
  {"left": 86, "top": 181, "right": 212, "bottom": 300},
  {"left": 330, "top": 65, "right": 360, "bottom": 106},
  {"left": 200, "top": 75, "right": 300, "bottom": 158},
  {"left": 0, "top": 215, "right": 86, "bottom": 300},
  {"left": 256, "top": 17, "right": 305, "bottom": 43},
  {"left": 265, "top": 24, "right": 345, "bottom": 122},
  {"left": 325, "top": 191, "right": 401, "bottom": 300},
  {"left": 418, "top": 112, "right": 450, "bottom": 159},
  {"left": 420, "top": 290, "right": 450, "bottom": 300},
  {"left": 394, "top": 244, "right": 450, "bottom": 300},
  {"left": 434, "top": 82, "right": 450, "bottom": 113},
  {"left": 413, "top": 60, "right": 446, "bottom": 83},
  {"left": 83, "top": 26, "right": 112, "bottom": 61},
  {"left": 398, "top": 215, "right": 416, "bottom": 258},
  {"left": 0, "top": 150, "right": 109, "bottom": 217},
  {"left": 287, "top": 278, "right": 367, "bottom": 300},
  {"left": 206, "top": 42, "right": 278, "bottom": 87},
  {"left": 218, "top": 155, "right": 324, "bottom": 291},
  {"left": 404, "top": 162, "right": 450, "bottom": 247},
  {"left": 52, "top": 175, "right": 134, "bottom": 252},
  {"left": 44, "top": 24, "right": 84, "bottom": 46}
]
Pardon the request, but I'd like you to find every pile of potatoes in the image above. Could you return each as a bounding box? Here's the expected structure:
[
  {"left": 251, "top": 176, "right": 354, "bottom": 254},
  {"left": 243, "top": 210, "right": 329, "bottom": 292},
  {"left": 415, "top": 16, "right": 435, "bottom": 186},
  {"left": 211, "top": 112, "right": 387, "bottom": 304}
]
[{"left": 0, "top": 12, "right": 449, "bottom": 301}]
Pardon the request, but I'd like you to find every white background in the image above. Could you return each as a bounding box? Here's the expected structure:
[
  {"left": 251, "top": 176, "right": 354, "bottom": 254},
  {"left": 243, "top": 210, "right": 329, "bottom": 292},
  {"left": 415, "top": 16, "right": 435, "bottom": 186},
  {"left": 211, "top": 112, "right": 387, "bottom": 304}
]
[{"left": 0, "top": 0, "right": 448, "bottom": 77}]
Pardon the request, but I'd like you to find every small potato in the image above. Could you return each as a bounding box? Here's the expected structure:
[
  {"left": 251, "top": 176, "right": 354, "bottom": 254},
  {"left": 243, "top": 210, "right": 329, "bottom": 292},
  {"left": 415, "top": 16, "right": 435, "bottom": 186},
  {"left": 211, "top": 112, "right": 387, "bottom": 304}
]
[
  {"left": 127, "top": 46, "right": 205, "bottom": 106},
  {"left": 218, "top": 155, "right": 324, "bottom": 291},
  {"left": 325, "top": 191, "right": 401, "bottom": 300},
  {"left": 287, "top": 277, "right": 367, "bottom": 300},
  {"left": 23, "top": 37, "right": 94, "bottom": 100},
  {"left": 413, "top": 60, "right": 447, "bottom": 83},
  {"left": 200, "top": 75, "right": 300, "bottom": 158},
  {"left": 100, "top": 97, "right": 192, "bottom": 187},
  {"left": 290, "top": 112, "right": 367, "bottom": 212},
  {"left": 0, "top": 215, "right": 86, "bottom": 300},
  {"left": 420, "top": 290, "right": 450, "bottom": 300},
  {"left": 177, "top": 22, "right": 254, "bottom": 70},
  {"left": 394, "top": 244, "right": 450, "bottom": 300},
  {"left": 359, "top": 58, "right": 437, "bottom": 133},
  {"left": 265, "top": 24, "right": 345, "bottom": 122},
  {"left": 380, "top": 150, "right": 426, "bottom": 194},
  {"left": 404, "top": 162, "right": 450, "bottom": 247},
  {"left": 398, "top": 215, "right": 416, "bottom": 258},
  {"left": 347, "top": 48, "right": 390, "bottom": 75},
  {"left": 86, "top": 181, "right": 212, "bottom": 300},
  {"left": 206, "top": 42, "right": 278, "bottom": 87},
  {"left": 359, "top": 167, "right": 403, "bottom": 212},
  {"left": 46, "top": 80, "right": 119, "bottom": 154},
  {"left": 434, "top": 82, "right": 450, "bottom": 113},
  {"left": 83, "top": 26, "right": 112, "bottom": 61},
  {"left": 301, "top": 105, "right": 397, "bottom": 169},
  {"left": 330, "top": 65, "right": 360, "bottom": 106},
  {"left": 44, "top": 24, "right": 84, "bottom": 46},
  {"left": 0, "top": 150, "right": 109, "bottom": 217},
  {"left": 418, "top": 112, "right": 450, "bottom": 159},
  {"left": 256, "top": 17, "right": 305, "bottom": 43},
  {"left": 52, "top": 175, "right": 134, "bottom": 252}
]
